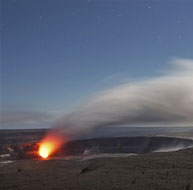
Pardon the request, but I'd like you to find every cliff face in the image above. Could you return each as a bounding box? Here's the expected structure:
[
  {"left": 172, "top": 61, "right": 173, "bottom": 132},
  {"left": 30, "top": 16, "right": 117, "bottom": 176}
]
[
  {"left": 63, "top": 136, "right": 193, "bottom": 155},
  {"left": 0, "top": 136, "right": 193, "bottom": 161}
]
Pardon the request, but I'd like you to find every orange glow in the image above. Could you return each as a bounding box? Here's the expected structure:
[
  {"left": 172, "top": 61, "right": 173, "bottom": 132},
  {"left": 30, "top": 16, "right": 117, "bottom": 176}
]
[
  {"left": 39, "top": 142, "right": 54, "bottom": 158},
  {"left": 38, "top": 131, "right": 67, "bottom": 159}
]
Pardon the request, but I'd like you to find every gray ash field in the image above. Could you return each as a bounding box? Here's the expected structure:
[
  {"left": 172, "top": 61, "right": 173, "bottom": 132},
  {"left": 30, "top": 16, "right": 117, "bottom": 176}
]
[
  {"left": 1, "top": 148, "right": 193, "bottom": 190},
  {"left": 1, "top": 128, "right": 193, "bottom": 190}
]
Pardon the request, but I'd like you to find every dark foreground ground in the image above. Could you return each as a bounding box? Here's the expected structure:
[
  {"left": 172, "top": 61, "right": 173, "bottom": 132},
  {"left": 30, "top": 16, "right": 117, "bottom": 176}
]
[{"left": 1, "top": 148, "right": 193, "bottom": 190}]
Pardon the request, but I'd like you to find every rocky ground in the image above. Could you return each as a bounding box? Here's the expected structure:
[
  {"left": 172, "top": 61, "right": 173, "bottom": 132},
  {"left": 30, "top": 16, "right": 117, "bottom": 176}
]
[{"left": 1, "top": 148, "right": 193, "bottom": 190}]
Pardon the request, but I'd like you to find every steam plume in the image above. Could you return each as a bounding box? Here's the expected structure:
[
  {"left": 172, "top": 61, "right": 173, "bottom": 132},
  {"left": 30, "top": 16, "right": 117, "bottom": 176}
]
[{"left": 51, "top": 58, "right": 193, "bottom": 138}]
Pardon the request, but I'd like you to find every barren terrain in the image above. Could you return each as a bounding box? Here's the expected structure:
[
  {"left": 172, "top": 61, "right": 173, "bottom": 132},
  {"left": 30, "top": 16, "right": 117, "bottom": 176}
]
[{"left": 1, "top": 148, "right": 193, "bottom": 190}]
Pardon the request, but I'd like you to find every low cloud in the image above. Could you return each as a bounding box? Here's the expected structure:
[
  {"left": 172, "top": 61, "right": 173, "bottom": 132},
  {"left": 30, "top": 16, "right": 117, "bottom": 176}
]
[{"left": 0, "top": 111, "right": 52, "bottom": 126}]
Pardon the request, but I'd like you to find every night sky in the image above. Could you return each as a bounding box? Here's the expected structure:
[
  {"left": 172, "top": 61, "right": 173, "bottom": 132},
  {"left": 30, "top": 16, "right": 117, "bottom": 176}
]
[{"left": 1, "top": 0, "right": 193, "bottom": 129}]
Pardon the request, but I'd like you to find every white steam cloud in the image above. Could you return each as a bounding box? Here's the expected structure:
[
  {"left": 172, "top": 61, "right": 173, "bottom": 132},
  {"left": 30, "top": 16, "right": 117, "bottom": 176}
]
[{"left": 53, "top": 58, "right": 193, "bottom": 137}]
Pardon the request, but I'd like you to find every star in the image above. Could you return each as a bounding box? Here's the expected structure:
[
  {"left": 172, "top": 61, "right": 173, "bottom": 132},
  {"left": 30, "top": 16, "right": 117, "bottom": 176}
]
[
  {"left": 176, "top": 20, "right": 183, "bottom": 24},
  {"left": 0, "top": 24, "right": 5, "bottom": 31},
  {"left": 40, "top": 39, "right": 46, "bottom": 45}
]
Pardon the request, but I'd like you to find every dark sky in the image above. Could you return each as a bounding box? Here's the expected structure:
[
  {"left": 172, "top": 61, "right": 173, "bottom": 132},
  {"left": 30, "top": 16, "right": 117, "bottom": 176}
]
[{"left": 1, "top": 0, "right": 193, "bottom": 129}]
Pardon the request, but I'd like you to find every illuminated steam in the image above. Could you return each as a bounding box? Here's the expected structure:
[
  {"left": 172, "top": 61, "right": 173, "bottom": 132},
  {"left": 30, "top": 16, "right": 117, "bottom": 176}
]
[{"left": 50, "top": 58, "right": 193, "bottom": 139}]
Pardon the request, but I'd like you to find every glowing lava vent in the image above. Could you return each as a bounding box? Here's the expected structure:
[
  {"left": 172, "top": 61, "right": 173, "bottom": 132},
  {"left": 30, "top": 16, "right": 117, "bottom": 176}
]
[
  {"left": 39, "top": 131, "right": 66, "bottom": 159},
  {"left": 39, "top": 142, "right": 54, "bottom": 158}
]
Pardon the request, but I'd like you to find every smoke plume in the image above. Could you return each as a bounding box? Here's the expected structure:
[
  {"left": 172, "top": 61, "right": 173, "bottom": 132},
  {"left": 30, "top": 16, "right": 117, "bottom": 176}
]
[{"left": 51, "top": 58, "right": 193, "bottom": 138}]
